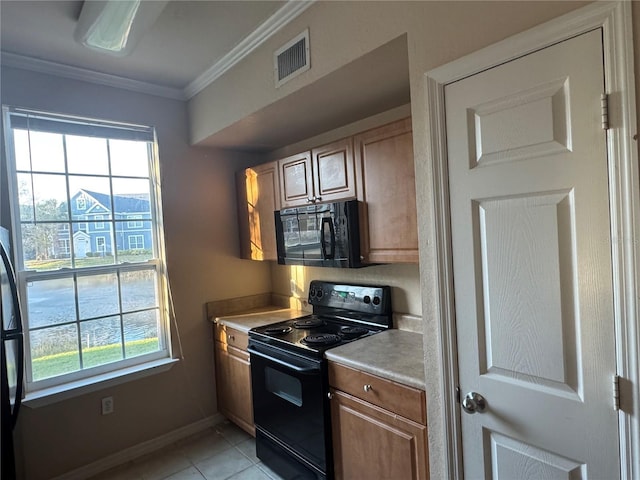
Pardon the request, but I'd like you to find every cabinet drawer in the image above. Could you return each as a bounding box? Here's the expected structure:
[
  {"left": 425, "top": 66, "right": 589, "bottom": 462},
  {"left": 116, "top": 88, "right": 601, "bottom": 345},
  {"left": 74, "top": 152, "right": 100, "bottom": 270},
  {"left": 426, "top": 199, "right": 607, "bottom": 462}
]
[
  {"left": 329, "top": 362, "right": 426, "bottom": 425},
  {"left": 214, "top": 324, "right": 249, "bottom": 351}
]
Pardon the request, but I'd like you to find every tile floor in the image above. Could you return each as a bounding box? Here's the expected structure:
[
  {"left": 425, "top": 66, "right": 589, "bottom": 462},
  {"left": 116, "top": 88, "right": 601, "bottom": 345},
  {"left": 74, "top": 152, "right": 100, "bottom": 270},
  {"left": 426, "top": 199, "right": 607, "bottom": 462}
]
[{"left": 90, "top": 421, "right": 284, "bottom": 480}]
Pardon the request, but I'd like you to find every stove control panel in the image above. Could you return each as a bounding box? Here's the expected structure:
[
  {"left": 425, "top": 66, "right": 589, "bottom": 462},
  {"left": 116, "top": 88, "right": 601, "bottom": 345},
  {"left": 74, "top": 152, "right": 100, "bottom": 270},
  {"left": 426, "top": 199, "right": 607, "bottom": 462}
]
[{"left": 308, "top": 280, "right": 391, "bottom": 316}]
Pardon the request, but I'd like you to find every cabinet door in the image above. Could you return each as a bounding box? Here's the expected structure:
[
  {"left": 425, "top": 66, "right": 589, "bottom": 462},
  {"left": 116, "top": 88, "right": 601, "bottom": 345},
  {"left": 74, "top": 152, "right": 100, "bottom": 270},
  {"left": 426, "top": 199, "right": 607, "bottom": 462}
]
[
  {"left": 330, "top": 389, "right": 428, "bottom": 480},
  {"left": 279, "top": 151, "right": 314, "bottom": 208},
  {"left": 355, "top": 118, "right": 418, "bottom": 263},
  {"left": 312, "top": 138, "right": 356, "bottom": 204},
  {"left": 237, "top": 161, "right": 280, "bottom": 261},
  {"left": 214, "top": 342, "right": 255, "bottom": 436}
]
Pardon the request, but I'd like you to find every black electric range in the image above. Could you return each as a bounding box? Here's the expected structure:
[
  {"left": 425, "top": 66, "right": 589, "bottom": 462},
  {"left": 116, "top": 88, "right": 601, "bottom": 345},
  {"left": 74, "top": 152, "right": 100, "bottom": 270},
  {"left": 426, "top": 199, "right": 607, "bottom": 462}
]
[{"left": 248, "top": 280, "right": 392, "bottom": 479}]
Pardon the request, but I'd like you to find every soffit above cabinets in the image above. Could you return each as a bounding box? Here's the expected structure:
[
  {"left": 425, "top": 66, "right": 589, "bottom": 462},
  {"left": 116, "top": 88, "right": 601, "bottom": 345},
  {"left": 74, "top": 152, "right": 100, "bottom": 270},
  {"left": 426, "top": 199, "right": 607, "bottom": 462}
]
[{"left": 196, "top": 34, "right": 411, "bottom": 152}]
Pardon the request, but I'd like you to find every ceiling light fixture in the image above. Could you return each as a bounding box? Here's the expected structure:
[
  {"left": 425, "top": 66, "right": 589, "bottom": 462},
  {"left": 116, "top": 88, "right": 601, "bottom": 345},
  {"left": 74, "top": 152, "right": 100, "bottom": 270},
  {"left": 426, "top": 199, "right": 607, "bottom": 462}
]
[{"left": 74, "top": 0, "right": 168, "bottom": 57}]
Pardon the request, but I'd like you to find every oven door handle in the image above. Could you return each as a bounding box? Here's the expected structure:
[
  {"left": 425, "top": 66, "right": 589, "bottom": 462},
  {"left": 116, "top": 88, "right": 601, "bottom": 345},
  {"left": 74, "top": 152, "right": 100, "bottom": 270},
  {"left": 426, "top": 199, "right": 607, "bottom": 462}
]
[{"left": 248, "top": 346, "right": 320, "bottom": 374}]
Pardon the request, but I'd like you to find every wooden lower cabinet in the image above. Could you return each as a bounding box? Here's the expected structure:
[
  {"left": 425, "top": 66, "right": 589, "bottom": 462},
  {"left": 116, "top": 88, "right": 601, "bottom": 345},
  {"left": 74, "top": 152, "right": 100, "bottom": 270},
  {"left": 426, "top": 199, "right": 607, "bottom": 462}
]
[
  {"left": 329, "top": 363, "right": 428, "bottom": 479},
  {"left": 214, "top": 325, "right": 255, "bottom": 436}
]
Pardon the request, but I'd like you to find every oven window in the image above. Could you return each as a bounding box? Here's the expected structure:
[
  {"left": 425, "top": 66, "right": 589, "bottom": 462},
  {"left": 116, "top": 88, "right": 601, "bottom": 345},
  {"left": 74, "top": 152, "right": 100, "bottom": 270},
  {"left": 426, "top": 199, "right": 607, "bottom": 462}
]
[{"left": 265, "top": 366, "right": 302, "bottom": 407}]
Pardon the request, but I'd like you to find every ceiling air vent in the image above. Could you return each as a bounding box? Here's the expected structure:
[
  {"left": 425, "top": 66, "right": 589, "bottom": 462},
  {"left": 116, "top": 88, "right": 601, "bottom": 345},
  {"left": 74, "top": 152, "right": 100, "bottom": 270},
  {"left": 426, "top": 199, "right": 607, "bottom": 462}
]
[{"left": 274, "top": 29, "right": 310, "bottom": 88}]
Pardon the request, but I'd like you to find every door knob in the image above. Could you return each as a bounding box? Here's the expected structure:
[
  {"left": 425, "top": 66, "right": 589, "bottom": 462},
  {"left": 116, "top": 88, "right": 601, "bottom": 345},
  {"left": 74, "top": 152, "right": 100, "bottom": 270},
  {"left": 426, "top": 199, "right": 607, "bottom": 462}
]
[{"left": 462, "top": 392, "right": 487, "bottom": 414}]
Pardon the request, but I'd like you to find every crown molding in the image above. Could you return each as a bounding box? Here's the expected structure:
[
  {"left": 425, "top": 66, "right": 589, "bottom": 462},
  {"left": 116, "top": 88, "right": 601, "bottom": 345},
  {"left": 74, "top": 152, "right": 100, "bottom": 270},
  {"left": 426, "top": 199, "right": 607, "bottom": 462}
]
[
  {"left": 184, "top": 0, "right": 315, "bottom": 100},
  {"left": 0, "top": 0, "right": 314, "bottom": 103},
  {"left": 0, "top": 51, "right": 186, "bottom": 100}
]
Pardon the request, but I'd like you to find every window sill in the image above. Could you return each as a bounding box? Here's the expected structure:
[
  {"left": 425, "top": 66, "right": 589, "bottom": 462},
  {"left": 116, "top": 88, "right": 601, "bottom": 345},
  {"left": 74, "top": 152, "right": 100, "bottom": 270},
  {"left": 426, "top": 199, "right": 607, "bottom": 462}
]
[{"left": 22, "top": 357, "right": 180, "bottom": 408}]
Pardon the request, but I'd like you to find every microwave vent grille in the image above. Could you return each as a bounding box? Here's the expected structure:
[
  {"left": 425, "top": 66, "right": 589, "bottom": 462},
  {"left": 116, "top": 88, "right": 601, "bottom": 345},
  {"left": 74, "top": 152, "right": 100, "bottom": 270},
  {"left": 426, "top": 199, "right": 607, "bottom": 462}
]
[{"left": 274, "top": 29, "right": 310, "bottom": 88}]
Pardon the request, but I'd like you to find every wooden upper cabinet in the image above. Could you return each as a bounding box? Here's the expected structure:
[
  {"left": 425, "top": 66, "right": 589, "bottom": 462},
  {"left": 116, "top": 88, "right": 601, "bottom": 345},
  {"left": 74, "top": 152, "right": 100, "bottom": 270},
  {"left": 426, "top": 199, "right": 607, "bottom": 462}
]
[
  {"left": 278, "top": 151, "right": 313, "bottom": 208},
  {"left": 239, "top": 116, "right": 418, "bottom": 264},
  {"left": 237, "top": 161, "right": 280, "bottom": 261},
  {"left": 279, "top": 138, "right": 356, "bottom": 208},
  {"left": 312, "top": 137, "right": 356, "bottom": 204},
  {"left": 355, "top": 118, "right": 419, "bottom": 264}
]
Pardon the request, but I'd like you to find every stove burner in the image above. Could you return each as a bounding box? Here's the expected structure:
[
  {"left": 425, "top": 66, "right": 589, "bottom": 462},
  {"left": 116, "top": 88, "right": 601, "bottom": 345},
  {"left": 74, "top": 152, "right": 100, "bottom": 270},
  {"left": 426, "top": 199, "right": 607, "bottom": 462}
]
[
  {"left": 339, "top": 325, "right": 368, "bottom": 339},
  {"left": 264, "top": 325, "right": 293, "bottom": 335},
  {"left": 301, "top": 333, "right": 342, "bottom": 346},
  {"left": 294, "top": 317, "right": 326, "bottom": 329}
]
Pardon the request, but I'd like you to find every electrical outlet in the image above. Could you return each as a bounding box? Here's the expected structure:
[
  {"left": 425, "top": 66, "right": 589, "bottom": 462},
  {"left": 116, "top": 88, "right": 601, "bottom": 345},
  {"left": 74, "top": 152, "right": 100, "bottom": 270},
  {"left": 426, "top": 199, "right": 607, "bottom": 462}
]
[{"left": 101, "top": 396, "right": 114, "bottom": 415}]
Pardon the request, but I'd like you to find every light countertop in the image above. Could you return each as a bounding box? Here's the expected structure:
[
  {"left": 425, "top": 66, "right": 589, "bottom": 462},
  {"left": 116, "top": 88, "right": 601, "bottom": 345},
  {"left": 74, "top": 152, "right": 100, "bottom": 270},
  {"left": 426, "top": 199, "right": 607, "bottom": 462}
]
[
  {"left": 214, "top": 308, "right": 425, "bottom": 391},
  {"left": 213, "top": 307, "right": 306, "bottom": 334},
  {"left": 325, "top": 329, "right": 425, "bottom": 390}
]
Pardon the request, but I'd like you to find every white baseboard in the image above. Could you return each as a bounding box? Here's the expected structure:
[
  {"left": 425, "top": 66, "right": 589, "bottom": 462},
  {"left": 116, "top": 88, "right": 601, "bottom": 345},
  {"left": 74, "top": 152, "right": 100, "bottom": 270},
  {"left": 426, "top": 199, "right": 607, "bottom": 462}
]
[{"left": 52, "top": 414, "right": 225, "bottom": 480}]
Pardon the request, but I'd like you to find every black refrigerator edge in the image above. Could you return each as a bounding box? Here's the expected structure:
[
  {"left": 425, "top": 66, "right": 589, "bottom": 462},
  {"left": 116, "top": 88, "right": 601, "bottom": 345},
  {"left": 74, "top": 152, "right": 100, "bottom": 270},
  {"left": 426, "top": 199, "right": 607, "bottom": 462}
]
[{"left": 1, "top": 225, "right": 24, "bottom": 480}]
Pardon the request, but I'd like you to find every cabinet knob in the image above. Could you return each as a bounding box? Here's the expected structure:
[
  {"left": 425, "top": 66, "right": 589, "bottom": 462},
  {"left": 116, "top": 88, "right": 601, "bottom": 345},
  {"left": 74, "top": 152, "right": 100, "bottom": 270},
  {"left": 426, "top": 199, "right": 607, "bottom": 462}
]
[
  {"left": 228, "top": 334, "right": 235, "bottom": 341},
  {"left": 307, "top": 197, "right": 314, "bottom": 203},
  {"left": 327, "top": 392, "right": 334, "bottom": 400},
  {"left": 315, "top": 196, "right": 322, "bottom": 202},
  {"left": 363, "top": 384, "right": 372, "bottom": 392}
]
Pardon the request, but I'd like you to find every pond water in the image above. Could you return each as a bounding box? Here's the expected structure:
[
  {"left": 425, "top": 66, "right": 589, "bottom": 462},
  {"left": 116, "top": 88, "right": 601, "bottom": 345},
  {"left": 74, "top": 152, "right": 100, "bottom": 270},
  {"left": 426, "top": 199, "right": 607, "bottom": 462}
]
[{"left": 25, "top": 271, "right": 160, "bottom": 357}]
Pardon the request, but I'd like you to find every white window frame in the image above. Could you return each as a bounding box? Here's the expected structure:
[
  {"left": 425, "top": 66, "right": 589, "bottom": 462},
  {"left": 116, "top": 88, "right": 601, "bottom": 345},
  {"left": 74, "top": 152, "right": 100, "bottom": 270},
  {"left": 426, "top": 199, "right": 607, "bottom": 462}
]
[
  {"left": 127, "top": 215, "right": 143, "bottom": 229},
  {"left": 76, "top": 197, "right": 86, "bottom": 210},
  {"left": 94, "top": 214, "right": 104, "bottom": 230},
  {"left": 2, "top": 107, "right": 171, "bottom": 395},
  {"left": 59, "top": 238, "right": 70, "bottom": 255},
  {"left": 128, "top": 235, "right": 144, "bottom": 250},
  {"left": 77, "top": 215, "right": 87, "bottom": 232},
  {"left": 96, "top": 236, "right": 106, "bottom": 253}
]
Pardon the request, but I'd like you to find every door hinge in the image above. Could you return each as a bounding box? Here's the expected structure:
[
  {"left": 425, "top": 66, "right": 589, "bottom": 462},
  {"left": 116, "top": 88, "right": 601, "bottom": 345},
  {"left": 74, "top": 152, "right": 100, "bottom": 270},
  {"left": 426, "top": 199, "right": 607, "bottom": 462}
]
[
  {"left": 613, "top": 374, "right": 620, "bottom": 411},
  {"left": 601, "top": 93, "right": 609, "bottom": 130}
]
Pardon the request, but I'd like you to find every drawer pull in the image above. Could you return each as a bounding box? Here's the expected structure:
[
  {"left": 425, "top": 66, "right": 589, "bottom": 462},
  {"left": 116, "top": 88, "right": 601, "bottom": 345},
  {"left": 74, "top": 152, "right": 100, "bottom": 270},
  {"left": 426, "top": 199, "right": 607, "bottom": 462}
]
[
  {"left": 228, "top": 334, "right": 235, "bottom": 341},
  {"left": 363, "top": 384, "right": 373, "bottom": 392}
]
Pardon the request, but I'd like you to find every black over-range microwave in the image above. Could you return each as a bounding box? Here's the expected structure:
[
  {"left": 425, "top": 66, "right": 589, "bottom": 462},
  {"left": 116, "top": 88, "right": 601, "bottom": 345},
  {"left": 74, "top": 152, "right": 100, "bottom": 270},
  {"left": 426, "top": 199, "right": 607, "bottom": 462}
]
[{"left": 274, "top": 200, "right": 364, "bottom": 268}]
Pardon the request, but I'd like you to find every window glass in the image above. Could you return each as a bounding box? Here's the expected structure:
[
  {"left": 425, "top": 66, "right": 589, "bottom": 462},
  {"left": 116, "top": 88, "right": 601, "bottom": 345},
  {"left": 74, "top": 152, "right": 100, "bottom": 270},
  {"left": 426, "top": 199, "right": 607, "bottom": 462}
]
[
  {"left": 4, "top": 108, "right": 168, "bottom": 390},
  {"left": 66, "top": 135, "right": 109, "bottom": 175},
  {"left": 77, "top": 273, "right": 119, "bottom": 320},
  {"left": 28, "top": 131, "right": 65, "bottom": 173},
  {"left": 30, "top": 324, "right": 80, "bottom": 381},
  {"left": 80, "top": 317, "right": 124, "bottom": 369},
  {"left": 27, "top": 277, "right": 76, "bottom": 327},
  {"left": 121, "top": 269, "right": 157, "bottom": 312},
  {"left": 123, "top": 310, "right": 160, "bottom": 358},
  {"left": 109, "top": 140, "right": 150, "bottom": 177}
]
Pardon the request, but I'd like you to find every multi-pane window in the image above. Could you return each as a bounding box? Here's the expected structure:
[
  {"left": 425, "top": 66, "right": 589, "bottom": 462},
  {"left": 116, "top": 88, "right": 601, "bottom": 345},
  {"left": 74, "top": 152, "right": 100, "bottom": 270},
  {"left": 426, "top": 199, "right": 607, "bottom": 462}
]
[
  {"left": 78, "top": 215, "right": 88, "bottom": 232},
  {"left": 3, "top": 107, "right": 169, "bottom": 390},
  {"left": 128, "top": 235, "right": 144, "bottom": 250},
  {"left": 127, "top": 215, "right": 143, "bottom": 229},
  {"left": 96, "top": 236, "right": 107, "bottom": 253},
  {"left": 59, "top": 238, "right": 70, "bottom": 256}
]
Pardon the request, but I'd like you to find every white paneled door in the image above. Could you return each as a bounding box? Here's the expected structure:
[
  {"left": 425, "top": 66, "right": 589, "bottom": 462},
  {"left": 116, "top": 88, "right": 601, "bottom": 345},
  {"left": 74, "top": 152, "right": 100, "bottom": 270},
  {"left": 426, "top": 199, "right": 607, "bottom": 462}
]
[{"left": 446, "top": 29, "right": 620, "bottom": 478}]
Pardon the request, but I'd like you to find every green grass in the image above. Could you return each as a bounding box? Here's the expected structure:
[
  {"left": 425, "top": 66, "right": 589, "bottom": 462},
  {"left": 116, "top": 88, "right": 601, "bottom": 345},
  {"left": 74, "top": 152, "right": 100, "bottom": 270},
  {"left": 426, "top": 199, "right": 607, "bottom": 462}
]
[{"left": 32, "top": 338, "right": 159, "bottom": 381}]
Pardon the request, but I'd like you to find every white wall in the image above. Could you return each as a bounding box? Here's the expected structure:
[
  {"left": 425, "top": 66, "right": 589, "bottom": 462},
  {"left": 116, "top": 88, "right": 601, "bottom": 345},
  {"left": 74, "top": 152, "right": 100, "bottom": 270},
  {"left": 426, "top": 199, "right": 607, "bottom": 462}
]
[{"left": 0, "top": 66, "right": 272, "bottom": 480}]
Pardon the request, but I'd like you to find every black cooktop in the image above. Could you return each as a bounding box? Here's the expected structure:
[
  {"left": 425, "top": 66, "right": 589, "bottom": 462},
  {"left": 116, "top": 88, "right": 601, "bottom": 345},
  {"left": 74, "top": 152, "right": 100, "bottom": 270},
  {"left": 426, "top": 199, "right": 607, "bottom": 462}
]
[
  {"left": 250, "top": 314, "right": 386, "bottom": 355},
  {"left": 249, "top": 280, "right": 393, "bottom": 358}
]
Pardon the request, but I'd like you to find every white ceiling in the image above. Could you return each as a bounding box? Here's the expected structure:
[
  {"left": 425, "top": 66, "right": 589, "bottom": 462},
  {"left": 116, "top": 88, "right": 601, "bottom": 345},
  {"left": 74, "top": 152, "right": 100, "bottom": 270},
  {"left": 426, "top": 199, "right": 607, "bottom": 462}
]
[{"left": 0, "top": 1, "right": 286, "bottom": 91}]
